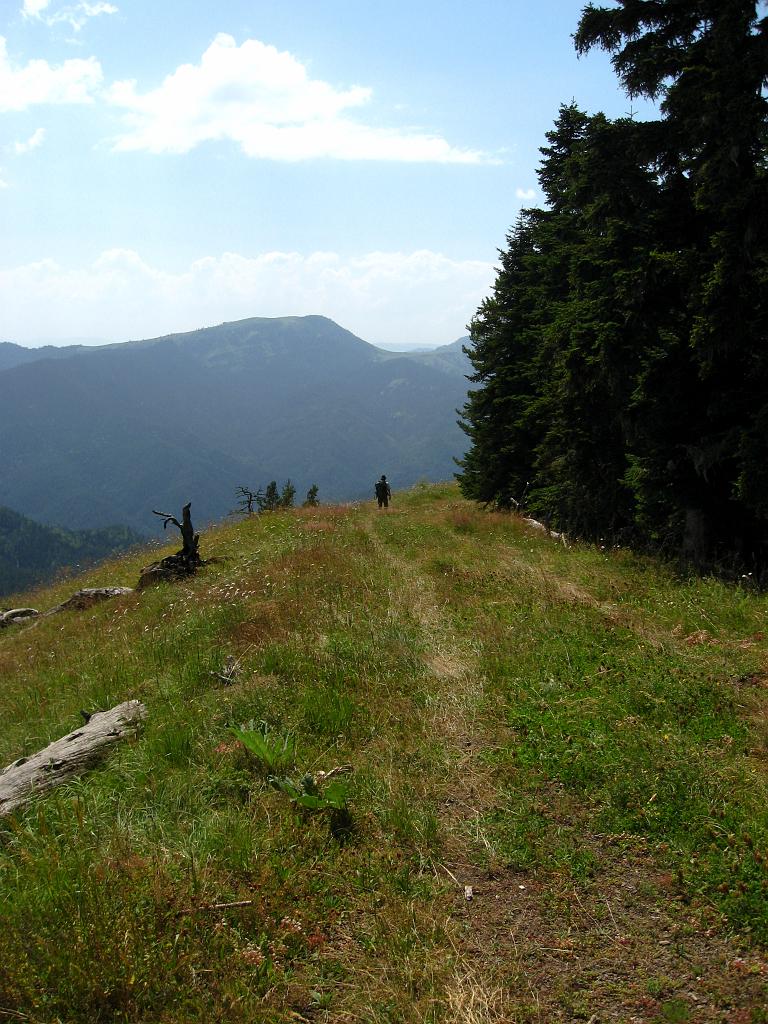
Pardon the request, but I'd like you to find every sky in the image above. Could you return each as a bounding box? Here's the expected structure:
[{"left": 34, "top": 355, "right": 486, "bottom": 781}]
[{"left": 0, "top": 0, "right": 642, "bottom": 349}]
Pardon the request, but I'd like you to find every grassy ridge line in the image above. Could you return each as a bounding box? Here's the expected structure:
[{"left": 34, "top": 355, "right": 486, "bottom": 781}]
[
  {"left": 0, "top": 484, "right": 766, "bottom": 1022},
  {"left": 0, "top": 498, "right": 458, "bottom": 1022}
]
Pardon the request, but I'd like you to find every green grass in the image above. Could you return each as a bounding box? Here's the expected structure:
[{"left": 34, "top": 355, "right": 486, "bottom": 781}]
[
  {"left": 410, "top": 505, "right": 768, "bottom": 937},
  {"left": 1, "top": 486, "right": 767, "bottom": 1021}
]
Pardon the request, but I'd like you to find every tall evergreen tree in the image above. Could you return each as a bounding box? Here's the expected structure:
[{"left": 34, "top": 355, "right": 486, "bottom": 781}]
[
  {"left": 259, "top": 482, "right": 280, "bottom": 513},
  {"left": 303, "top": 484, "right": 320, "bottom": 507},
  {"left": 279, "top": 480, "right": 296, "bottom": 509},
  {"left": 458, "top": 209, "right": 552, "bottom": 508},
  {"left": 576, "top": 0, "right": 768, "bottom": 560},
  {"left": 527, "top": 111, "right": 660, "bottom": 539},
  {"left": 459, "top": 104, "right": 591, "bottom": 510},
  {"left": 459, "top": 0, "right": 768, "bottom": 570}
]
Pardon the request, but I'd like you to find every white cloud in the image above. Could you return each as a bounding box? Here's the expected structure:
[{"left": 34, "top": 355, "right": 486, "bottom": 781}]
[
  {"left": 21, "top": 0, "right": 51, "bottom": 17},
  {"left": 108, "top": 33, "right": 492, "bottom": 163},
  {"left": 21, "top": 0, "right": 118, "bottom": 30},
  {"left": 0, "top": 248, "right": 494, "bottom": 347},
  {"left": 13, "top": 127, "right": 46, "bottom": 154},
  {"left": 46, "top": 2, "right": 119, "bottom": 33},
  {"left": 515, "top": 187, "right": 537, "bottom": 200},
  {"left": 0, "top": 36, "right": 102, "bottom": 111},
  {"left": 0, "top": 173, "right": 9, "bottom": 188}
]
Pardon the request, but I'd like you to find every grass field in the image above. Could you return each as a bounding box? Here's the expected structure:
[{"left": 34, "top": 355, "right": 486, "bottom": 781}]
[{"left": 1, "top": 483, "right": 766, "bottom": 1022}]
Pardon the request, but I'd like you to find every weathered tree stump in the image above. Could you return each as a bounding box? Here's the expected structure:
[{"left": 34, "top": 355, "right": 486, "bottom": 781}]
[
  {"left": 0, "top": 700, "right": 147, "bottom": 816},
  {"left": 137, "top": 502, "right": 202, "bottom": 589}
]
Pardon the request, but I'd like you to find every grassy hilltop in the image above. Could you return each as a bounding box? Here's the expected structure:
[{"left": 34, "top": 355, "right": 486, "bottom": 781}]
[{"left": 1, "top": 484, "right": 767, "bottom": 1022}]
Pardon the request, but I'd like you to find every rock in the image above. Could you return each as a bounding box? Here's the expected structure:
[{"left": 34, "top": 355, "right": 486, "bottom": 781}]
[
  {"left": 46, "top": 587, "right": 133, "bottom": 615},
  {"left": 0, "top": 607, "right": 40, "bottom": 628}
]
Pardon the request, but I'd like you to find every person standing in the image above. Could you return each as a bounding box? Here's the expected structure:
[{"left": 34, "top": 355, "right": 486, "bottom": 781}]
[{"left": 374, "top": 475, "right": 391, "bottom": 508}]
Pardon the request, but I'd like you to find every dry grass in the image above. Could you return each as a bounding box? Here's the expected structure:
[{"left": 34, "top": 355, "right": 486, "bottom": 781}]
[{"left": 446, "top": 963, "right": 508, "bottom": 1024}]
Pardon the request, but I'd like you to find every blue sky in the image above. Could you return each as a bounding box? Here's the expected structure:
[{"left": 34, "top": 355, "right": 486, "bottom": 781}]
[{"left": 0, "top": 0, "right": 640, "bottom": 348}]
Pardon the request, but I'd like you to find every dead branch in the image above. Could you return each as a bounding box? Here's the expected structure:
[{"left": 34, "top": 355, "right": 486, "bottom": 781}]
[
  {"left": 152, "top": 502, "right": 198, "bottom": 559},
  {"left": 152, "top": 510, "right": 182, "bottom": 530},
  {"left": 174, "top": 899, "right": 255, "bottom": 917},
  {"left": 210, "top": 654, "right": 239, "bottom": 686}
]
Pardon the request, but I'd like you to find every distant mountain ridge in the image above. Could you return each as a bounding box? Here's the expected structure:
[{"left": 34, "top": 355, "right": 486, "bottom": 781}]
[
  {"left": 0, "top": 316, "right": 471, "bottom": 535},
  {"left": 0, "top": 341, "right": 89, "bottom": 372}
]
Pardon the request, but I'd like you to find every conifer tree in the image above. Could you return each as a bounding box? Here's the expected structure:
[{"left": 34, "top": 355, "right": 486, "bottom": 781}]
[
  {"left": 279, "top": 480, "right": 296, "bottom": 509},
  {"left": 459, "top": 0, "right": 768, "bottom": 568},
  {"left": 577, "top": 0, "right": 768, "bottom": 557},
  {"left": 458, "top": 210, "right": 550, "bottom": 508},
  {"left": 303, "top": 484, "right": 320, "bottom": 507},
  {"left": 259, "top": 482, "right": 280, "bottom": 513},
  {"left": 525, "top": 110, "right": 659, "bottom": 538}
]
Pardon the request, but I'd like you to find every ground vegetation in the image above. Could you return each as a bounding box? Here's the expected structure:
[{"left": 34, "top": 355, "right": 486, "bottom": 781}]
[{"left": 0, "top": 484, "right": 766, "bottom": 1021}]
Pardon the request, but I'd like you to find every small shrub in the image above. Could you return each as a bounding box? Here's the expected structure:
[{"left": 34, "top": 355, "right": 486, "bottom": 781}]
[{"left": 271, "top": 774, "right": 350, "bottom": 812}]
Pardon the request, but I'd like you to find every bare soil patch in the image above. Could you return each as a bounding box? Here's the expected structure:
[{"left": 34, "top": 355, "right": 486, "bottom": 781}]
[{"left": 444, "top": 830, "right": 768, "bottom": 1022}]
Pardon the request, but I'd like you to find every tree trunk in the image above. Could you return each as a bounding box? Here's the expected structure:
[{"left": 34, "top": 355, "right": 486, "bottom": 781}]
[{"left": 179, "top": 502, "right": 198, "bottom": 559}]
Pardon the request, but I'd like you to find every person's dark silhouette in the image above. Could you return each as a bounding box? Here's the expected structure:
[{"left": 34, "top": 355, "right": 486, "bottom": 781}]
[{"left": 375, "top": 474, "right": 391, "bottom": 508}]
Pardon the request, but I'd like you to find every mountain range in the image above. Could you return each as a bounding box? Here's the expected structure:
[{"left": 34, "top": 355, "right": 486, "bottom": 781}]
[{"left": 0, "top": 316, "right": 471, "bottom": 536}]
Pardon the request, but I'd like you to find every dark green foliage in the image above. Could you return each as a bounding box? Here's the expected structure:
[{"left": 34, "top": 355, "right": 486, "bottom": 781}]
[
  {"left": 240, "top": 480, "right": 300, "bottom": 514},
  {"left": 260, "top": 482, "right": 280, "bottom": 513},
  {"left": 457, "top": 207, "right": 558, "bottom": 511},
  {"left": 0, "top": 505, "right": 143, "bottom": 597},
  {"left": 458, "top": 0, "right": 768, "bottom": 571},
  {"left": 303, "top": 484, "right": 320, "bottom": 507},
  {"left": 279, "top": 480, "right": 296, "bottom": 509},
  {"left": 270, "top": 775, "right": 350, "bottom": 813}
]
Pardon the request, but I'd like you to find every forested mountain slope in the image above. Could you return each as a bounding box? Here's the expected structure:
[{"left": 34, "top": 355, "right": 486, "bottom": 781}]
[
  {"left": 1, "top": 484, "right": 766, "bottom": 1020},
  {"left": 0, "top": 505, "right": 143, "bottom": 597}
]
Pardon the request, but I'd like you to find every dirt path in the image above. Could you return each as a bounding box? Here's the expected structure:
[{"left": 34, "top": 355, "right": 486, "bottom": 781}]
[
  {"left": 364, "top": 513, "right": 506, "bottom": 1017},
  {"left": 366, "top": 510, "right": 768, "bottom": 1024}
]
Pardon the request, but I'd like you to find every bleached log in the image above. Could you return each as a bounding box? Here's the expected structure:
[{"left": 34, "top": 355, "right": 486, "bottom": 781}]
[
  {"left": 0, "top": 700, "right": 146, "bottom": 816},
  {"left": 0, "top": 607, "right": 39, "bottom": 628},
  {"left": 522, "top": 517, "right": 566, "bottom": 543}
]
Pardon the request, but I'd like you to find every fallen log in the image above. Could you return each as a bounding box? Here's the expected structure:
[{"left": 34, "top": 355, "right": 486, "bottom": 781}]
[
  {"left": 0, "top": 607, "right": 39, "bottom": 629},
  {"left": 0, "top": 700, "right": 147, "bottom": 817},
  {"left": 522, "top": 516, "right": 567, "bottom": 543},
  {"left": 45, "top": 587, "right": 134, "bottom": 615}
]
